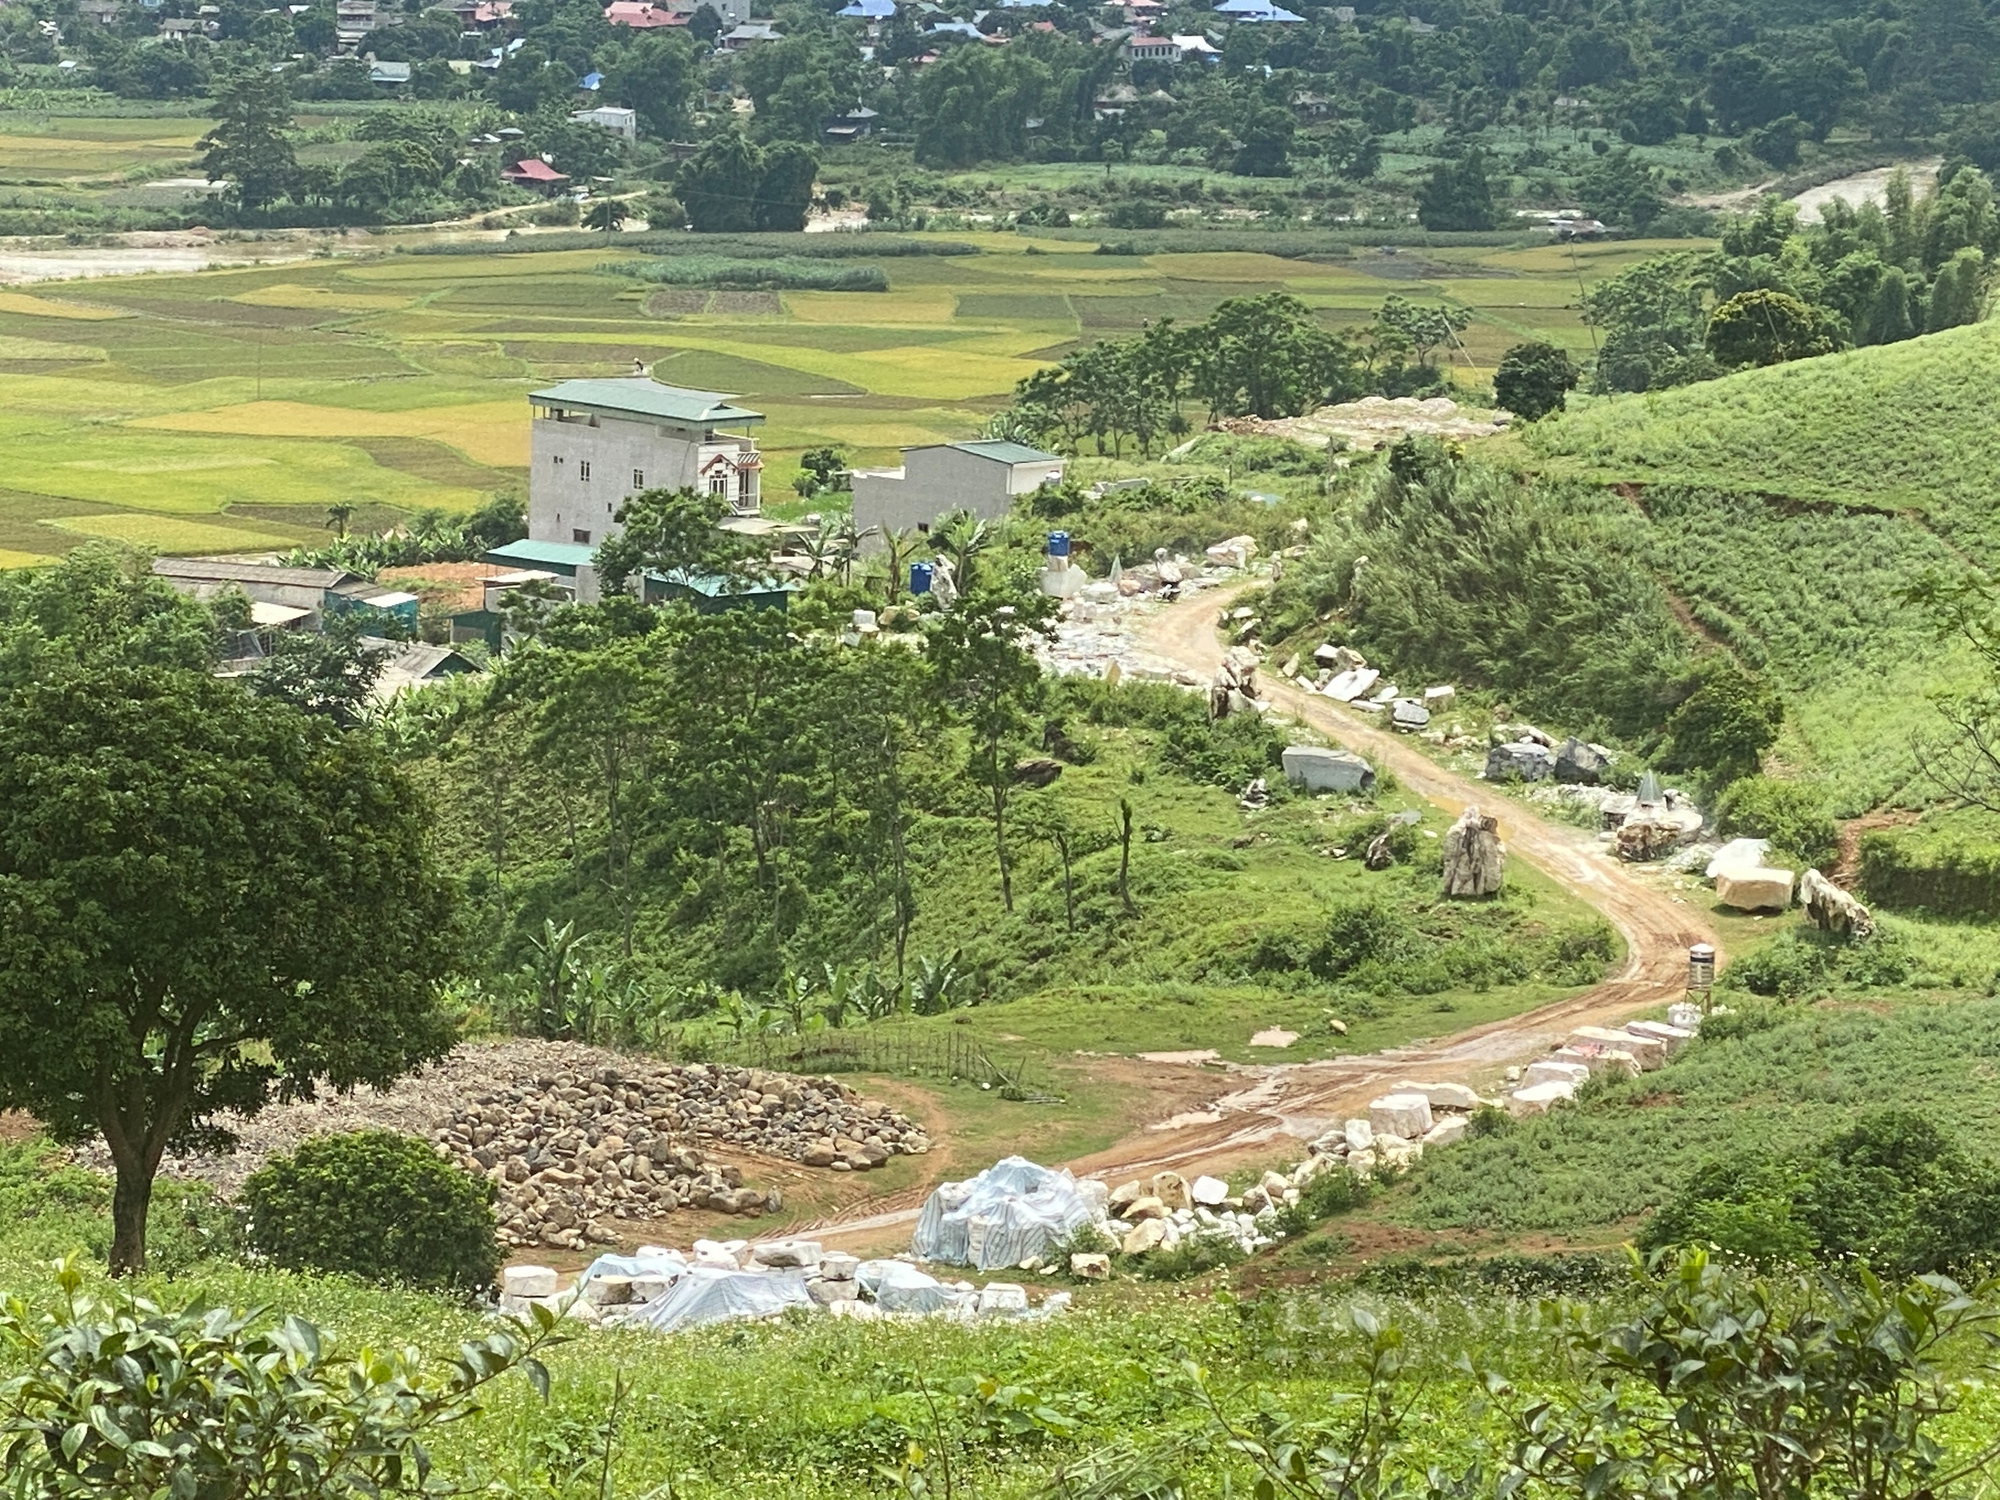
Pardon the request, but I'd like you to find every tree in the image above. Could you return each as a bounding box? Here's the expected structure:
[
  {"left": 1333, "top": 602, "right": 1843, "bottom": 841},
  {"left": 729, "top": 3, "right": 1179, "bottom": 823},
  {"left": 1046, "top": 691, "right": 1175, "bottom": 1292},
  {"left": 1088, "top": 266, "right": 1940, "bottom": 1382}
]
[
  {"left": 0, "top": 666, "right": 460, "bottom": 1273},
  {"left": 1582, "top": 251, "right": 1716, "bottom": 392},
  {"left": 1376, "top": 295, "right": 1472, "bottom": 369},
  {"left": 673, "top": 129, "right": 763, "bottom": 233},
  {"left": 0, "top": 1258, "right": 563, "bottom": 1495},
  {"left": 1189, "top": 293, "right": 1359, "bottom": 418},
  {"left": 594, "top": 486, "right": 760, "bottom": 594},
  {"left": 601, "top": 31, "right": 697, "bottom": 139},
  {"left": 754, "top": 140, "right": 818, "bottom": 232},
  {"left": 585, "top": 195, "right": 627, "bottom": 232},
  {"left": 1493, "top": 341, "right": 1581, "bottom": 420},
  {"left": 926, "top": 592, "right": 1054, "bottom": 912},
  {"left": 1578, "top": 147, "right": 1666, "bottom": 232},
  {"left": 1660, "top": 656, "right": 1784, "bottom": 785},
  {"left": 200, "top": 65, "right": 297, "bottom": 213},
  {"left": 250, "top": 615, "right": 391, "bottom": 727},
  {"left": 1416, "top": 150, "right": 1499, "bottom": 231},
  {"left": 1704, "top": 287, "right": 1841, "bottom": 368}
]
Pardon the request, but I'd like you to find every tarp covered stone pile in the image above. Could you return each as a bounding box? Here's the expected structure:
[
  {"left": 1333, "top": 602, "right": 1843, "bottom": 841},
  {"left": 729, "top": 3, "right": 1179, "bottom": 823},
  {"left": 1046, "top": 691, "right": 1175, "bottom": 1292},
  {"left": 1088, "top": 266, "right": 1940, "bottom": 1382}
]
[{"left": 910, "top": 1156, "right": 1107, "bottom": 1271}]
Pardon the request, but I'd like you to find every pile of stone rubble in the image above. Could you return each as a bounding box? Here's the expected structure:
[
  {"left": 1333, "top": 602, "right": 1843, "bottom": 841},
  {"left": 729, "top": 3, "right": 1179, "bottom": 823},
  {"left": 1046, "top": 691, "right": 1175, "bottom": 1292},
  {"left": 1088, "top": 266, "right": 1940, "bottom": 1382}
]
[
  {"left": 441, "top": 1057, "right": 930, "bottom": 1250},
  {"left": 1497, "top": 1004, "right": 1705, "bottom": 1115},
  {"left": 1098, "top": 1169, "right": 1282, "bottom": 1261},
  {"left": 1304, "top": 1080, "right": 1492, "bottom": 1175}
]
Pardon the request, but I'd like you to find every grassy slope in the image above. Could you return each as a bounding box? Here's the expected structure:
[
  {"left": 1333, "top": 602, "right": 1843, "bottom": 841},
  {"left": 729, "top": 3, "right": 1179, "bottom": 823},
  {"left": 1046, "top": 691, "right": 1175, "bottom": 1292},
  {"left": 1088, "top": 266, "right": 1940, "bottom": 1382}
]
[{"left": 0, "top": 233, "right": 1682, "bottom": 565}]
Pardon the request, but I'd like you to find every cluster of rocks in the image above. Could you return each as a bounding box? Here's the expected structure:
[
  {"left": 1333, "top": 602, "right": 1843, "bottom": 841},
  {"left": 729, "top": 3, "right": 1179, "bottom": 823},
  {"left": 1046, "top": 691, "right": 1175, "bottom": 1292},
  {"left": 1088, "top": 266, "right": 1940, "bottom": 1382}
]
[
  {"left": 1277, "top": 643, "right": 1457, "bottom": 735},
  {"left": 1099, "top": 1169, "right": 1282, "bottom": 1260},
  {"left": 1500, "top": 1005, "right": 1704, "bottom": 1115},
  {"left": 1705, "top": 841, "right": 1876, "bottom": 936},
  {"left": 1306, "top": 1081, "right": 1489, "bottom": 1174},
  {"left": 432, "top": 1059, "right": 928, "bottom": 1250},
  {"left": 1485, "top": 728, "right": 1613, "bottom": 787}
]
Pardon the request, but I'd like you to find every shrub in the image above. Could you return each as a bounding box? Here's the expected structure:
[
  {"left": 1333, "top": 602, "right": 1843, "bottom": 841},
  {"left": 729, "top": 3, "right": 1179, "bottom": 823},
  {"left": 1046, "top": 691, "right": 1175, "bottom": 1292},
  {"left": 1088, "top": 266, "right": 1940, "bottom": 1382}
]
[
  {"left": 1720, "top": 927, "right": 1913, "bottom": 999},
  {"left": 1859, "top": 824, "right": 2000, "bottom": 916},
  {"left": 1135, "top": 1232, "right": 1249, "bottom": 1280},
  {"left": 1714, "top": 776, "right": 1840, "bottom": 869},
  {"left": 240, "top": 1130, "right": 500, "bottom": 1296},
  {"left": 1351, "top": 1251, "right": 1625, "bottom": 1298}
]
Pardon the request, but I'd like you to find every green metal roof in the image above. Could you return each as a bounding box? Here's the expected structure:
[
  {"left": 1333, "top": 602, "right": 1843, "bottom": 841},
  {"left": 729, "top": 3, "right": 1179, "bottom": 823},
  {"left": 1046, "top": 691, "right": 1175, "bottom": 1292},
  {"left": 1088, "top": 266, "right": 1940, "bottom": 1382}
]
[
  {"left": 530, "top": 377, "right": 763, "bottom": 426},
  {"left": 945, "top": 439, "right": 1061, "bottom": 464},
  {"left": 485, "top": 538, "right": 597, "bottom": 572}
]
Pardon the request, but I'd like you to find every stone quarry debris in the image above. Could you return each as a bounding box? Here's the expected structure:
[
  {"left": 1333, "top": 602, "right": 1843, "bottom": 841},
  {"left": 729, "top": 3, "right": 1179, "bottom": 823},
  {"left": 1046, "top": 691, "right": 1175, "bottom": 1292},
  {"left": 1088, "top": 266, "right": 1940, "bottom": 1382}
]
[
  {"left": 1324, "top": 666, "right": 1381, "bottom": 702},
  {"left": 1205, "top": 535, "right": 1259, "bottom": 570},
  {"left": 1485, "top": 741, "right": 1555, "bottom": 782},
  {"left": 1210, "top": 646, "right": 1261, "bottom": 719},
  {"left": 1390, "top": 698, "right": 1431, "bottom": 730},
  {"left": 1706, "top": 838, "right": 1771, "bottom": 878},
  {"left": 910, "top": 1156, "right": 1102, "bottom": 1271},
  {"left": 1282, "top": 744, "right": 1375, "bottom": 793},
  {"left": 1364, "top": 831, "right": 1395, "bottom": 869},
  {"left": 1442, "top": 805, "right": 1505, "bottom": 896},
  {"left": 1801, "top": 868, "right": 1875, "bottom": 938},
  {"left": 1315, "top": 644, "right": 1366, "bottom": 672},
  {"left": 1715, "top": 866, "right": 1795, "bottom": 912},
  {"left": 1555, "top": 737, "right": 1611, "bottom": 785}
]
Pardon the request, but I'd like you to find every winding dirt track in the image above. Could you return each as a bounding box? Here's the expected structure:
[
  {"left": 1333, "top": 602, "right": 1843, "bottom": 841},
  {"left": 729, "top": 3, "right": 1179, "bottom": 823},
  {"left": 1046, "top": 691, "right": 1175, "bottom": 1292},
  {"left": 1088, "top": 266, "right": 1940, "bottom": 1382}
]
[{"left": 804, "top": 589, "right": 1720, "bottom": 1245}]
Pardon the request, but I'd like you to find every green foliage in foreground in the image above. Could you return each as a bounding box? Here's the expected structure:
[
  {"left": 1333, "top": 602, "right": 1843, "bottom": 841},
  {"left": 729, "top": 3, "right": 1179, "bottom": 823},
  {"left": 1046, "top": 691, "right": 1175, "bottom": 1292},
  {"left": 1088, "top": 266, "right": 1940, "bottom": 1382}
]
[
  {"left": 1404, "top": 993, "right": 2000, "bottom": 1236},
  {"left": 241, "top": 1131, "right": 500, "bottom": 1297},
  {"left": 606, "top": 256, "right": 890, "bottom": 292}
]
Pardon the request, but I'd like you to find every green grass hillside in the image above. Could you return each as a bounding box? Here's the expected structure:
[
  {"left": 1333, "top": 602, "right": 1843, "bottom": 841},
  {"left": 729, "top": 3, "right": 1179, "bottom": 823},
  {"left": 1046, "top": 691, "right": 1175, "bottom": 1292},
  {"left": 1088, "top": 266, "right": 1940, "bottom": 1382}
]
[{"left": 1527, "top": 319, "right": 2000, "bottom": 564}]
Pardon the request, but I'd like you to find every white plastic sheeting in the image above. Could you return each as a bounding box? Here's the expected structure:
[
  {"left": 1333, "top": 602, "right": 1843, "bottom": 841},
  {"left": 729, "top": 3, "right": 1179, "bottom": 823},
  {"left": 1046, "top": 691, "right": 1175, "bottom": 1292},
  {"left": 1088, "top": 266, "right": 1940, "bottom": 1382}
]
[
  {"left": 623, "top": 1266, "right": 812, "bottom": 1333},
  {"left": 576, "top": 1247, "right": 689, "bottom": 1290},
  {"left": 910, "top": 1156, "right": 1102, "bottom": 1271},
  {"left": 857, "top": 1259, "right": 967, "bottom": 1315}
]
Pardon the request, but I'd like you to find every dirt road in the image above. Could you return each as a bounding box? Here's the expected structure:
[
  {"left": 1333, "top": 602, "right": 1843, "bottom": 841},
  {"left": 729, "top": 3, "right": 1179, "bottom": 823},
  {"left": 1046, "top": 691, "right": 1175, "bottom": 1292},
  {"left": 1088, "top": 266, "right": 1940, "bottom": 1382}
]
[{"left": 804, "top": 588, "right": 1719, "bottom": 1247}]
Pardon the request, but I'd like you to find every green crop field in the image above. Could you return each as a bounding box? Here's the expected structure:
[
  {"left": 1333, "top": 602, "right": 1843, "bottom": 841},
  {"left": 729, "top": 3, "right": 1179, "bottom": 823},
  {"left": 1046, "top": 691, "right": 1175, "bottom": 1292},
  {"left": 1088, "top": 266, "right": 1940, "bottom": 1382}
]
[{"left": 0, "top": 230, "right": 1688, "bottom": 566}]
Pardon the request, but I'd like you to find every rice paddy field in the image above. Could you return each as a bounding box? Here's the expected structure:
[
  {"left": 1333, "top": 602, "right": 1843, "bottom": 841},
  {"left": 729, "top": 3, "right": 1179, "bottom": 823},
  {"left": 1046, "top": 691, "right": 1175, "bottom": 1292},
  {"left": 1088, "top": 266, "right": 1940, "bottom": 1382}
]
[{"left": 0, "top": 228, "right": 1694, "bottom": 565}]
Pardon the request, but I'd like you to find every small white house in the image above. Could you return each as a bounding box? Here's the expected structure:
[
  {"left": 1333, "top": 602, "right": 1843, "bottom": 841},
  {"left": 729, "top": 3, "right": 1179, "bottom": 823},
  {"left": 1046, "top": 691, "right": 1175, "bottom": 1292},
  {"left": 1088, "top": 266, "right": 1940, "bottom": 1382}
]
[
  {"left": 851, "top": 440, "right": 1063, "bottom": 545},
  {"left": 569, "top": 104, "right": 639, "bottom": 141}
]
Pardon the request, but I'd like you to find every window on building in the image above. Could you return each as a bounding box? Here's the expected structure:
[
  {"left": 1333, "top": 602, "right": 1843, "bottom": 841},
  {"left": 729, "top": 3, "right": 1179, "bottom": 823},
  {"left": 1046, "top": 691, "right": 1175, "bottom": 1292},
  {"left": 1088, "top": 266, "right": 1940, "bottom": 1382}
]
[
  {"left": 708, "top": 472, "right": 728, "bottom": 497},
  {"left": 632, "top": 469, "right": 644, "bottom": 489},
  {"left": 573, "top": 529, "right": 591, "bottom": 544},
  {"left": 579, "top": 460, "right": 591, "bottom": 481}
]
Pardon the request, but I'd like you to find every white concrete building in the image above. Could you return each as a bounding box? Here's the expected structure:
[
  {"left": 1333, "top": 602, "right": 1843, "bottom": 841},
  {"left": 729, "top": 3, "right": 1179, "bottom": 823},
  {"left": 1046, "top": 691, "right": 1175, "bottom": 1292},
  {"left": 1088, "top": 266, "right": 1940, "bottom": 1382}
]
[
  {"left": 528, "top": 376, "right": 764, "bottom": 547},
  {"left": 569, "top": 104, "right": 638, "bottom": 141},
  {"left": 851, "top": 440, "right": 1063, "bottom": 546}
]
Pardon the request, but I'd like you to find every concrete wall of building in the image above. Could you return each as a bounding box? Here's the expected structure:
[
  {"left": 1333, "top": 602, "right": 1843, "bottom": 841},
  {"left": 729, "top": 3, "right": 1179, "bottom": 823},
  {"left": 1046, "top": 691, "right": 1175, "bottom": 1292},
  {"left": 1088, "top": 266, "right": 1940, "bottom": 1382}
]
[
  {"left": 850, "top": 447, "right": 1063, "bottom": 548},
  {"left": 528, "top": 413, "right": 760, "bottom": 545}
]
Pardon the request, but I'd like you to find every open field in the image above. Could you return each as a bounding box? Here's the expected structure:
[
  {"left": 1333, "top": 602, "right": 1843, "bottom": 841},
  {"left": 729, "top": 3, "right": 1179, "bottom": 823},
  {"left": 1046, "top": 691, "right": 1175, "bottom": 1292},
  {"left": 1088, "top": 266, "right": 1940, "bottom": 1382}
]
[{"left": 0, "top": 230, "right": 1697, "bottom": 564}]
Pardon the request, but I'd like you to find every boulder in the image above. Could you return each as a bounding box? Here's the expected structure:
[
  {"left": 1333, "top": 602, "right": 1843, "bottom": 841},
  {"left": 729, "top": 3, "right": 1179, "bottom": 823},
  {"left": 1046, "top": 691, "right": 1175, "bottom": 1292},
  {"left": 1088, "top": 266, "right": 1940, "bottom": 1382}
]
[
  {"left": 1442, "top": 806, "right": 1505, "bottom": 897},
  {"left": 1716, "top": 866, "right": 1794, "bottom": 912},
  {"left": 1013, "top": 757, "right": 1063, "bottom": 788},
  {"left": 1622, "top": 1020, "right": 1695, "bottom": 1057},
  {"left": 1191, "top": 1174, "right": 1229, "bottom": 1206},
  {"left": 1260, "top": 1169, "right": 1291, "bottom": 1198},
  {"left": 819, "top": 1252, "right": 860, "bottom": 1282},
  {"left": 1070, "top": 1252, "right": 1111, "bottom": 1280},
  {"left": 582, "top": 1276, "right": 632, "bottom": 1307},
  {"left": 1399, "top": 1081, "right": 1480, "bottom": 1111},
  {"left": 808, "top": 1278, "right": 860, "bottom": 1306},
  {"left": 1555, "top": 738, "right": 1611, "bottom": 785},
  {"left": 1802, "top": 868, "right": 1876, "bottom": 938},
  {"left": 1364, "top": 831, "right": 1395, "bottom": 869},
  {"left": 1485, "top": 741, "right": 1555, "bottom": 783},
  {"left": 1667, "top": 1001, "right": 1704, "bottom": 1032},
  {"left": 1205, "top": 535, "right": 1258, "bottom": 570},
  {"left": 1705, "top": 838, "right": 1771, "bottom": 879},
  {"left": 752, "top": 1240, "right": 822, "bottom": 1269},
  {"left": 1124, "top": 1195, "right": 1167, "bottom": 1221},
  {"left": 1150, "top": 1171, "right": 1193, "bottom": 1210},
  {"left": 1523, "top": 1058, "right": 1591, "bottom": 1088},
  {"left": 1315, "top": 644, "right": 1366, "bottom": 671},
  {"left": 1376, "top": 1134, "right": 1422, "bottom": 1168},
  {"left": 1121, "top": 1219, "right": 1168, "bottom": 1256},
  {"left": 1493, "top": 722, "right": 1554, "bottom": 748},
  {"left": 1617, "top": 813, "right": 1699, "bottom": 862},
  {"left": 977, "top": 1282, "right": 1030, "bottom": 1315},
  {"left": 1550, "top": 1044, "right": 1638, "bottom": 1078},
  {"left": 1422, "top": 1116, "right": 1470, "bottom": 1147},
  {"left": 1342, "top": 1118, "right": 1374, "bottom": 1153},
  {"left": 1106, "top": 1180, "right": 1144, "bottom": 1214},
  {"left": 1390, "top": 698, "right": 1432, "bottom": 731},
  {"left": 1507, "top": 1080, "right": 1576, "bottom": 1116},
  {"left": 1346, "top": 1148, "right": 1377, "bottom": 1177},
  {"left": 1281, "top": 744, "right": 1375, "bottom": 794},
  {"left": 1369, "top": 1092, "right": 1434, "bottom": 1140},
  {"left": 1570, "top": 1026, "right": 1665, "bottom": 1071},
  {"left": 501, "top": 1265, "right": 559, "bottom": 1298},
  {"left": 1324, "top": 666, "right": 1380, "bottom": 702},
  {"left": 1423, "top": 685, "right": 1457, "bottom": 711}
]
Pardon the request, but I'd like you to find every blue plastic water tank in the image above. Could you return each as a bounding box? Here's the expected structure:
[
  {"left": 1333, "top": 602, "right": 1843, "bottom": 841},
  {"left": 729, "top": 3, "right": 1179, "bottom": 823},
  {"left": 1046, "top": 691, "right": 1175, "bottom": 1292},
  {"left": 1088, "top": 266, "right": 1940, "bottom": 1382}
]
[
  {"left": 1047, "top": 530, "right": 1071, "bottom": 558},
  {"left": 910, "top": 561, "right": 934, "bottom": 595}
]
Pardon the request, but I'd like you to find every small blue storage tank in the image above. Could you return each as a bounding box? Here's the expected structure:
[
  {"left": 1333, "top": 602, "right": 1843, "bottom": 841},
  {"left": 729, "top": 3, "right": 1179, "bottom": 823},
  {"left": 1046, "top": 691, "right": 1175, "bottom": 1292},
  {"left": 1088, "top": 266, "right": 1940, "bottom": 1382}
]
[{"left": 910, "top": 561, "right": 934, "bottom": 595}]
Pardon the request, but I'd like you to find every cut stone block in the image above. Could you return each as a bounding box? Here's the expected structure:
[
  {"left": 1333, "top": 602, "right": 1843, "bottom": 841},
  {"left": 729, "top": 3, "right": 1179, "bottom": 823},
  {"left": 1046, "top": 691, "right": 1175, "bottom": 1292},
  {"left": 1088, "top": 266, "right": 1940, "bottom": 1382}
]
[
  {"left": 1716, "top": 866, "right": 1795, "bottom": 912},
  {"left": 1344, "top": 1118, "right": 1374, "bottom": 1152},
  {"left": 1550, "top": 1045, "right": 1638, "bottom": 1078},
  {"left": 501, "top": 1265, "right": 559, "bottom": 1298},
  {"left": 1507, "top": 1080, "right": 1577, "bottom": 1116},
  {"left": 1070, "top": 1252, "right": 1110, "bottom": 1280},
  {"left": 1369, "top": 1092, "right": 1435, "bottom": 1139},
  {"left": 1570, "top": 1026, "right": 1665, "bottom": 1071},
  {"left": 1523, "top": 1059, "right": 1592, "bottom": 1088},
  {"left": 1281, "top": 744, "right": 1376, "bottom": 793},
  {"left": 1191, "top": 1174, "right": 1229, "bottom": 1206},
  {"left": 1422, "top": 1116, "right": 1470, "bottom": 1147},
  {"left": 819, "top": 1252, "right": 860, "bottom": 1282},
  {"left": 1623, "top": 1020, "right": 1695, "bottom": 1056},
  {"left": 977, "top": 1282, "right": 1030, "bottom": 1314},
  {"left": 1398, "top": 1081, "right": 1480, "bottom": 1110}
]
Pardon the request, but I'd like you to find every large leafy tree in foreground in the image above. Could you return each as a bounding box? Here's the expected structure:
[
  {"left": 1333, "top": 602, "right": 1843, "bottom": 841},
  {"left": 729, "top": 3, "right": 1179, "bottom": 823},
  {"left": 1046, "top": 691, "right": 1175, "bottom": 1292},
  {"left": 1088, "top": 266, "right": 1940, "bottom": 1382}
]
[{"left": 0, "top": 663, "right": 461, "bottom": 1274}]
